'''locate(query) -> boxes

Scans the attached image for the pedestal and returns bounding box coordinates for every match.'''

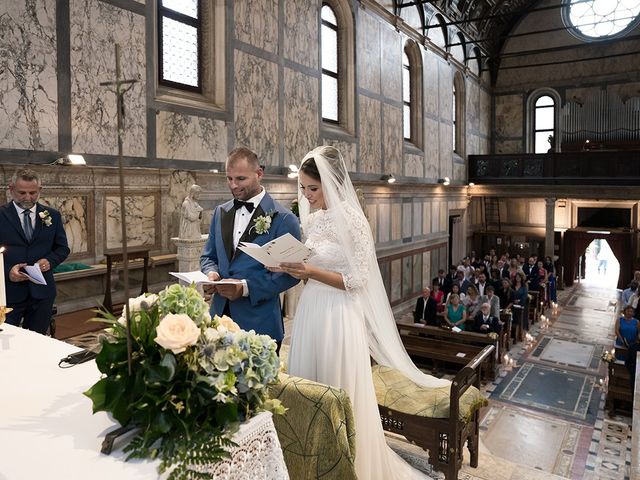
[171,235,209,292]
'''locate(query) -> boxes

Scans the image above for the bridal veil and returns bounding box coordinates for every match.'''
[298,146,450,389]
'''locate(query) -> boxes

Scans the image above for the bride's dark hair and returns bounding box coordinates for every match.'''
[300,146,345,184]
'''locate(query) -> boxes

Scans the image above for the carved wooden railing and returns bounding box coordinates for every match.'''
[469,150,640,185]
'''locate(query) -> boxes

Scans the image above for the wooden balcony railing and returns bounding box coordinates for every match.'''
[468,150,640,185]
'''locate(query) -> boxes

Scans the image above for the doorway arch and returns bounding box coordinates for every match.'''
[563,229,632,289]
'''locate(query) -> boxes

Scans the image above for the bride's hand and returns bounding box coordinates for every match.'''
[278,262,313,280]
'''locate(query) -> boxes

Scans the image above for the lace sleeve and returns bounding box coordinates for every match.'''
[340,205,374,293]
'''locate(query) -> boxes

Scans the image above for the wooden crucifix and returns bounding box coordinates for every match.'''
[100,44,138,375]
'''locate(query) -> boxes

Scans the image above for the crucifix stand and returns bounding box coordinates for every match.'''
[100,43,138,375]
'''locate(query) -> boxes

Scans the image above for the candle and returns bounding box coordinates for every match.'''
[0,247,6,307]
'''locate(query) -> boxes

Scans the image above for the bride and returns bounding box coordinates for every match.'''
[276,146,450,479]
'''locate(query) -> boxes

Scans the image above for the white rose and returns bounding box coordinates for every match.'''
[127,294,148,312]
[155,313,200,354]
[214,314,241,333]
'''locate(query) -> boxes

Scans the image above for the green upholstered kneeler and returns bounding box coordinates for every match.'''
[268,373,357,480]
[372,365,488,422]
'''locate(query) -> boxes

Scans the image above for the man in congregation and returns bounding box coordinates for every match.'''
[471,302,501,334]
[480,285,501,319]
[200,147,300,352]
[1,169,70,334]
[413,286,438,326]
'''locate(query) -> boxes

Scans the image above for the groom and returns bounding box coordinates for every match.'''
[200,147,300,349]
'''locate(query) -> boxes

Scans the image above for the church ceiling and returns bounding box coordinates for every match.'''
[394,0,540,75]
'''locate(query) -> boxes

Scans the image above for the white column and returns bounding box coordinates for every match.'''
[544,198,556,259]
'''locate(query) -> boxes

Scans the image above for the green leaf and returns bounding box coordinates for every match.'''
[159,353,177,380]
[84,378,108,411]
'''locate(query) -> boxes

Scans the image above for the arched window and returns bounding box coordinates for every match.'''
[321,4,339,122]
[527,89,560,153]
[402,40,423,148]
[320,1,355,133]
[402,50,411,140]
[453,72,465,155]
[533,95,555,154]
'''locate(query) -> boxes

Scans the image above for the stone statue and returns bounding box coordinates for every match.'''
[179,184,203,240]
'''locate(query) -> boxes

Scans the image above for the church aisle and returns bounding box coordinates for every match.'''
[457,281,630,480]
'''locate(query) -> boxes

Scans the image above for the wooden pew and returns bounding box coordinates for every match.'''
[396,323,499,381]
[375,345,494,480]
[606,346,633,414]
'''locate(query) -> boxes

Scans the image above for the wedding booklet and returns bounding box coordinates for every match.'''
[238,233,312,268]
[169,271,242,286]
[22,264,47,285]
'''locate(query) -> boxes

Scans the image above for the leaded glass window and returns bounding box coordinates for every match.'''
[321,4,339,122]
[565,0,640,39]
[452,83,457,151]
[534,95,555,154]
[403,50,411,141]
[158,0,201,92]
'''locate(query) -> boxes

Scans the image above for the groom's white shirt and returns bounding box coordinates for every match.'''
[231,187,266,297]
[233,187,266,247]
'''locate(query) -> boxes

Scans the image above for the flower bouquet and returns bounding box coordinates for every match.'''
[84,284,283,480]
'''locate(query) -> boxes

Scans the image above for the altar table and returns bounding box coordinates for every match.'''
[0,324,288,479]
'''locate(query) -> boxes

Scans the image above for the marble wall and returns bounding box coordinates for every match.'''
[70,0,146,157]
[156,112,227,163]
[0,0,58,151]
[39,195,91,257]
[234,51,280,166]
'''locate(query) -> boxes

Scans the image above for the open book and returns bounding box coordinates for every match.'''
[22,264,47,285]
[169,271,242,286]
[237,233,312,268]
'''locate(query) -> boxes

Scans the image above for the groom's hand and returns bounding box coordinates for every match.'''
[203,271,221,295]
[216,281,243,301]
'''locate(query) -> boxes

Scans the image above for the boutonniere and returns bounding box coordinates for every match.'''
[39,210,52,227]
[251,210,277,235]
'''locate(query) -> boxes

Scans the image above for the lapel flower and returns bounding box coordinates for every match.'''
[39,210,52,227]
[251,210,277,235]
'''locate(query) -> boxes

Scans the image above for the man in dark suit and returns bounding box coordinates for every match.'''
[201,147,300,351]
[471,302,501,334]
[432,269,451,295]
[413,287,438,326]
[2,169,70,334]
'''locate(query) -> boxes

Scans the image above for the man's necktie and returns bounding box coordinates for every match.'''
[233,199,255,213]
[23,210,33,242]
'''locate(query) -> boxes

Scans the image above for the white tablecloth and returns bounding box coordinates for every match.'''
[0,324,288,480]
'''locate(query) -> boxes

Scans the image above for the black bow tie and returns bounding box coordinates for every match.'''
[233,199,255,212]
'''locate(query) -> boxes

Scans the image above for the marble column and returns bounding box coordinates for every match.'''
[545,198,556,259]
[171,235,209,293]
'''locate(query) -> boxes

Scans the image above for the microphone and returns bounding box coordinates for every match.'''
[58,334,106,368]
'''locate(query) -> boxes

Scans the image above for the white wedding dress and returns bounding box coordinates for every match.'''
[288,208,429,479]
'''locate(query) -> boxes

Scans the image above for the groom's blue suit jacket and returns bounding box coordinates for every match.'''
[200,192,301,341]
[0,202,70,303]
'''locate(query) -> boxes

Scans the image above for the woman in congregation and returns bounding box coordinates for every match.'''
[444,293,467,330]
[445,282,465,306]
[431,281,445,313]
[615,305,640,361]
[464,285,481,318]
[279,146,450,479]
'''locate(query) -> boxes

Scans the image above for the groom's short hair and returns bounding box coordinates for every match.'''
[227,147,259,169]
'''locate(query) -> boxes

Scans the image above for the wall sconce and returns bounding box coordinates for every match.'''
[287,165,299,179]
[582,139,590,151]
[468,182,475,187]
[438,177,450,186]
[54,154,86,166]
[381,174,396,184]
